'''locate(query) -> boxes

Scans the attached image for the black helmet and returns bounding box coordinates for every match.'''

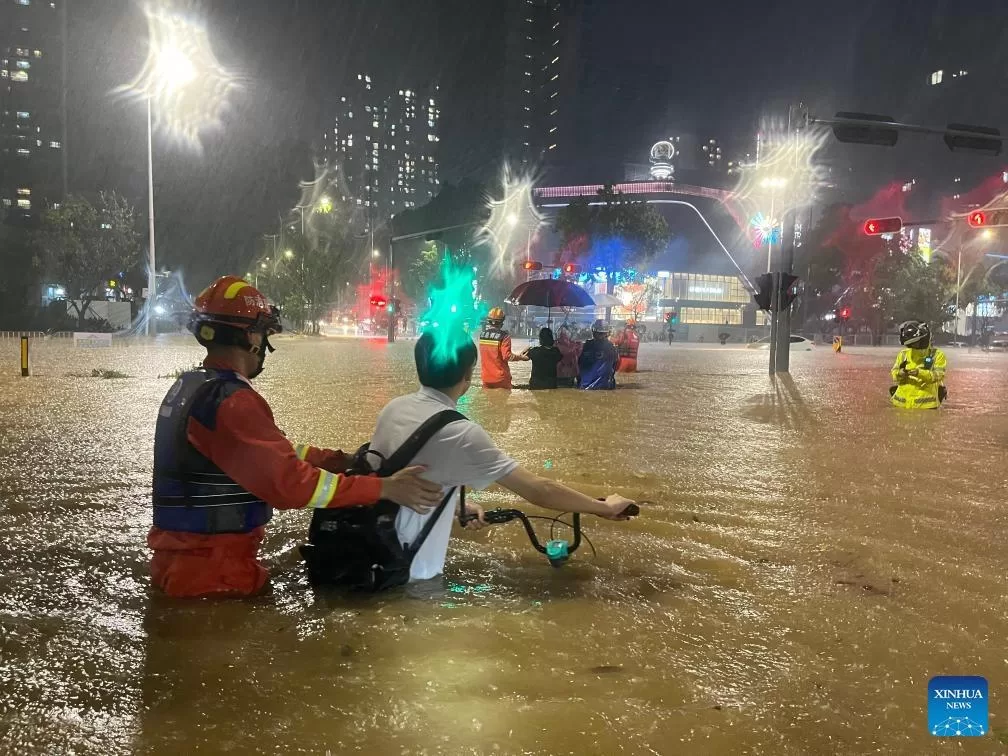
[899,320,931,348]
[591,318,610,335]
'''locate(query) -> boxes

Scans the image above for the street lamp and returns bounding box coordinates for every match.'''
[144,47,197,335]
[284,249,295,260]
[122,8,238,336]
[372,249,381,258]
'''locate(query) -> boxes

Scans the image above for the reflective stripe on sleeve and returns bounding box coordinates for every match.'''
[307,470,341,508]
[294,443,310,461]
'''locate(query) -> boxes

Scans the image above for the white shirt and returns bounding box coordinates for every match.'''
[368,386,518,581]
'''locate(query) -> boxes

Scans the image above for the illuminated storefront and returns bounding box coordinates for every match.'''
[655,271,755,325]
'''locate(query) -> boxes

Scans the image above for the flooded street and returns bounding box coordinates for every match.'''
[1,335,1006,754]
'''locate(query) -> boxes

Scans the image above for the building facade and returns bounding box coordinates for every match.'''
[0,0,65,224]
[320,73,440,222]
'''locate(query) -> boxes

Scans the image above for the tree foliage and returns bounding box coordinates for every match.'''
[255,204,361,333]
[554,185,671,273]
[32,192,142,329]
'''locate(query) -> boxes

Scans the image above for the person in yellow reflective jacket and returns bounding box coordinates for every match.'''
[889,321,947,409]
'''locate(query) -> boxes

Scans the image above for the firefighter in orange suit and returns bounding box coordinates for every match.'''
[148,276,443,598]
[478,306,526,389]
[613,319,641,373]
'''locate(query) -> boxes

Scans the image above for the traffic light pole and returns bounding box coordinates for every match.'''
[775,213,798,373]
[768,271,780,375]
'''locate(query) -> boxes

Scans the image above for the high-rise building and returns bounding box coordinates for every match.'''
[0,0,66,224]
[700,138,723,172]
[320,73,439,221]
[502,0,581,172]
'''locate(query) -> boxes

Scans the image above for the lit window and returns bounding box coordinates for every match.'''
[549,126,557,133]
[551,56,559,65]
[18,0,30,6]
[33,50,42,58]
[548,144,557,150]
[348,111,353,118]
[50,140,61,149]
[1,199,10,207]
[372,120,379,128]
[17,199,31,208]
[16,60,30,69]
[17,111,29,119]
[357,74,362,80]
[12,70,28,82]
[930,70,943,85]
[551,74,558,81]
[16,187,30,196]
[0,71,7,79]
[16,148,29,155]
[365,75,371,83]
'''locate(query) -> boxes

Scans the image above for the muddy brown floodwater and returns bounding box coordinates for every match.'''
[0,335,1006,755]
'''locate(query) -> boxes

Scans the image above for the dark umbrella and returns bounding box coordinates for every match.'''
[507,279,596,327]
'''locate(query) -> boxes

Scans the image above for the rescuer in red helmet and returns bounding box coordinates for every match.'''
[148,276,442,598]
[478,306,527,389]
[612,318,641,373]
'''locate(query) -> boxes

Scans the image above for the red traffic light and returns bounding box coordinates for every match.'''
[839,306,851,320]
[968,211,986,227]
[369,295,387,308]
[562,263,581,275]
[522,260,543,271]
[863,217,902,235]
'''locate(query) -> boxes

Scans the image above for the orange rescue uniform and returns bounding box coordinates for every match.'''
[148,356,382,598]
[478,325,517,389]
[613,327,640,373]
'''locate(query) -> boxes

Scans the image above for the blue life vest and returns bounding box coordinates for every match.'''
[578,338,618,390]
[152,368,273,534]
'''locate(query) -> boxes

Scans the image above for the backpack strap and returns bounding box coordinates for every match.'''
[404,486,457,561]
[378,408,467,563]
[379,409,466,475]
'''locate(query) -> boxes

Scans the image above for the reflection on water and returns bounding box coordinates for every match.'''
[1,337,1007,753]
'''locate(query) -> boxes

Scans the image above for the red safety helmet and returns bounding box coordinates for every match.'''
[188,276,282,347]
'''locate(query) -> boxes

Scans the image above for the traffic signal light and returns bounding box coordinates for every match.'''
[668,310,678,324]
[369,295,387,308]
[522,260,543,271]
[754,273,773,311]
[753,273,801,312]
[863,217,902,235]
[779,274,799,310]
[838,306,851,321]
[562,263,580,275]
[966,208,1008,228]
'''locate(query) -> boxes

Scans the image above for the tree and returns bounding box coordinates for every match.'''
[958,258,1008,344]
[32,192,142,330]
[0,223,43,329]
[554,185,671,317]
[257,203,361,334]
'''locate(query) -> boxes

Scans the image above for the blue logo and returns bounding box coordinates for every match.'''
[929,676,988,737]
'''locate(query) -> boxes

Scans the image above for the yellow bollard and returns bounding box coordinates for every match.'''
[20,335,29,377]
[832,335,842,353]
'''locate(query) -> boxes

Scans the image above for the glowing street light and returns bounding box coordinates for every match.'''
[118,7,239,336]
[372,249,381,258]
[982,228,995,240]
[284,249,295,259]
[506,212,519,226]
[316,194,333,214]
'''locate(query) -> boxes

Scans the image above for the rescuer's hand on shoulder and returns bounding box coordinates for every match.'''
[379,465,443,513]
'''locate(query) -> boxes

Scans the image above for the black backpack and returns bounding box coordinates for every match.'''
[299,409,465,592]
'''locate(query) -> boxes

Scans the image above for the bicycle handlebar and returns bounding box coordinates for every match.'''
[459,503,639,567]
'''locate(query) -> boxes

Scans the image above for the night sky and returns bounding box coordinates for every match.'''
[64,0,1005,282]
